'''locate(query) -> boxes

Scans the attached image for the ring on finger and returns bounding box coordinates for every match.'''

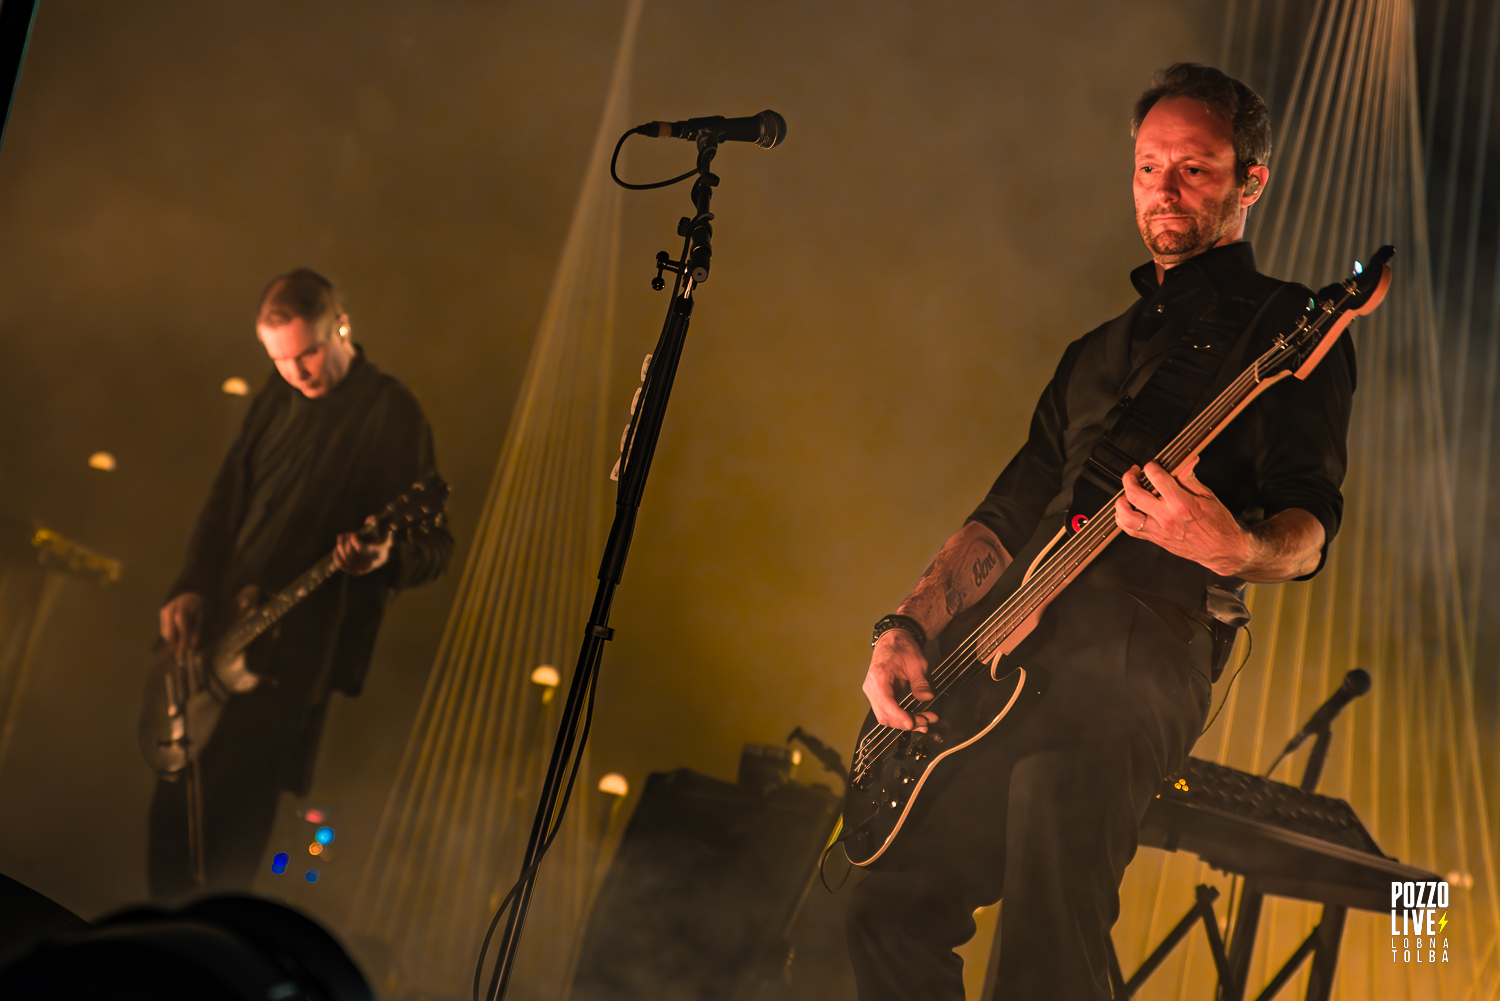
[1138,513,1147,532]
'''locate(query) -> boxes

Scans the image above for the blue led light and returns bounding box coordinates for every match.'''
[306,869,320,883]
[1354,260,1363,274]
[315,826,335,845]
[271,853,288,875]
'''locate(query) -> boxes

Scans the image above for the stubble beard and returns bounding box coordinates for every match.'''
[1138,185,1244,262]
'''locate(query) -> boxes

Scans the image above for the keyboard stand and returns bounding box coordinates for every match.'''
[1103,879,1344,1001]
[1219,877,1346,1001]
[1105,884,1232,998]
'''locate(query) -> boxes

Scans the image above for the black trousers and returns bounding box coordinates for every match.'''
[147,678,314,903]
[846,585,1213,1001]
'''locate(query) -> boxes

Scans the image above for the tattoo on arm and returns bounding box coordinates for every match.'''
[966,537,1003,587]
[948,538,1003,615]
[901,527,1008,632]
[972,551,997,586]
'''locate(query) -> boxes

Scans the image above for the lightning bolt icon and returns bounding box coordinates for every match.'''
[1439,911,1448,933]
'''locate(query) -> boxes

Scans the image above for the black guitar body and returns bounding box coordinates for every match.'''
[846,510,1080,870]
[842,660,1049,866]
[840,525,1066,867]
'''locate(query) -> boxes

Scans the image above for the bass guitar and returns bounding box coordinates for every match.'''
[138,473,449,777]
[841,248,1393,867]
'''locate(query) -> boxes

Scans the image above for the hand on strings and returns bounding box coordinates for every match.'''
[334,516,394,576]
[862,628,938,732]
[1115,456,1253,576]
[159,592,205,664]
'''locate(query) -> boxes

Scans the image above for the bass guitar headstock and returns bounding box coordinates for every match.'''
[1315,244,1394,316]
[1278,245,1395,381]
[362,472,450,541]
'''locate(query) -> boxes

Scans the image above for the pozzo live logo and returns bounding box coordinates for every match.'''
[1390,881,1450,964]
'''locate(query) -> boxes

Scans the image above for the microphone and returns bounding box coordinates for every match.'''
[636,110,787,149]
[1280,668,1372,756]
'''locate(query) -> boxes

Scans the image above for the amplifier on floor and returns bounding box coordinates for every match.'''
[570,745,840,1001]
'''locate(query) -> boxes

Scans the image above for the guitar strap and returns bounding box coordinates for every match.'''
[1065,283,1304,535]
[1063,283,1304,681]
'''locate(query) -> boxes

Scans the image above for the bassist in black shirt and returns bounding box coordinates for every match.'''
[848,64,1354,1001]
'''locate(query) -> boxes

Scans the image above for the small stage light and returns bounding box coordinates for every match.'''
[532,665,561,704]
[1445,870,1474,890]
[309,843,323,856]
[222,376,250,396]
[303,808,326,824]
[597,773,629,797]
[271,853,289,874]
[306,870,319,883]
[315,826,335,845]
[87,452,116,471]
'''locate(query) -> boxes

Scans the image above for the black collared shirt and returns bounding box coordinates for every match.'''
[170,346,453,700]
[969,242,1356,601]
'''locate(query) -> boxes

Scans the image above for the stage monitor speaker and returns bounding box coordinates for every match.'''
[570,764,840,1001]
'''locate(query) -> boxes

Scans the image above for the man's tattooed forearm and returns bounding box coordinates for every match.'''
[945,587,965,615]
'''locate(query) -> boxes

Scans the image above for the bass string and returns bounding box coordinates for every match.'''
[853,328,1324,771]
[856,374,1263,771]
[225,554,341,653]
[855,360,1274,769]
[855,283,1370,770]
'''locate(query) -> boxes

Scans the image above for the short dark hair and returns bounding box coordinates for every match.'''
[257,267,344,328]
[1132,63,1271,182]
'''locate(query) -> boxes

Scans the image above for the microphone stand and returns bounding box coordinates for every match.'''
[483,133,722,1001]
[1299,726,1333,794]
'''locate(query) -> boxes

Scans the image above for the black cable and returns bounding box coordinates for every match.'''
[610,127,700,190]
[1200,625,1253,737]
[816,836,854,894]
[471,649,604,1001]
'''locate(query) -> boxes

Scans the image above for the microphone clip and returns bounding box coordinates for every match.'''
[651,250,684,292]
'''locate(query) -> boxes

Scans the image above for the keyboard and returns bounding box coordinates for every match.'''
[1139,756,1438,912]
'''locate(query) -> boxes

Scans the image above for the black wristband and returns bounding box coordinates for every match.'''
[872,613,927,649]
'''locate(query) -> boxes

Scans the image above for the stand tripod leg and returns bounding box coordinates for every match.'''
[1121,884,1220,996]
[1222,878,1264,1001]
[1196,883,1234,988]
[1303,906,1345,1001]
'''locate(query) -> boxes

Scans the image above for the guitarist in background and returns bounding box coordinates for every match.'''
[847,65,1354,1000]
[150,268,452,901]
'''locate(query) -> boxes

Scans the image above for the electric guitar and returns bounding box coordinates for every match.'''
[138,473,449,776]
[841,248,1394,867]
